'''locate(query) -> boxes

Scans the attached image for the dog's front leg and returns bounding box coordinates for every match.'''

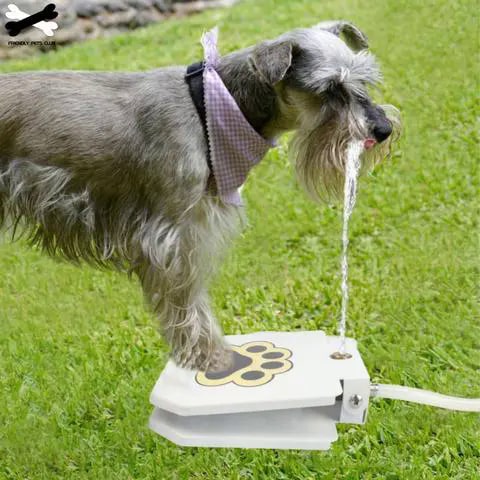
[137,263,231,371]
[133,210,237,371]
[164,289,230,371]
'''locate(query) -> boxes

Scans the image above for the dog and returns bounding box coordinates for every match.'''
[0,21,400,371]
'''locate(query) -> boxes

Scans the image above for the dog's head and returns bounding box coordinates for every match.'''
[248,21,401,201]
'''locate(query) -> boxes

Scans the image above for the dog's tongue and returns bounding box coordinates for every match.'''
[364,138,376,150]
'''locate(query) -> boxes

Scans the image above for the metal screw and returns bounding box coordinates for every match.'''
[330,351,353,360]
[349,394,363,408]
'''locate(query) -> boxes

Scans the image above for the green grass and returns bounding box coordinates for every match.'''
[1,0,479,478]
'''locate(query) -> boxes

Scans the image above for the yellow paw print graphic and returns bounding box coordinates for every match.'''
[196,341,293,387]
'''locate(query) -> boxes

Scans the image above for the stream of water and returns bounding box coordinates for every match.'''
[338,141,363,355]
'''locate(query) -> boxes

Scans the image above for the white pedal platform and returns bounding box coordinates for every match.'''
[149,330,370,450]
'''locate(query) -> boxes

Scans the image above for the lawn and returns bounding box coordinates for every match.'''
[0,0,479,478]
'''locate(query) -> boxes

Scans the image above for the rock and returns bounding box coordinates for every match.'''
[96,8,136,28]
[74,0,104,17]
[152,0,172,12]
[125,0,154,10]
[53,19,86,43]
[102,0,130,12]
[77,17,102,37]
[134,8,163,26]
[173,0,238,16]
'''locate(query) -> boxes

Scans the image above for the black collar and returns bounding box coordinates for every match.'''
[185,61,213,176]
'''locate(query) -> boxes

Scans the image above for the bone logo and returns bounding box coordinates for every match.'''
[5,3,58,37]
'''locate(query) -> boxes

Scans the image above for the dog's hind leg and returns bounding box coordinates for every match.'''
[0,160,96,259]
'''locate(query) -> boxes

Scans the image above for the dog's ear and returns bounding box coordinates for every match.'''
[316,21,369,51]
[249,40,293,85]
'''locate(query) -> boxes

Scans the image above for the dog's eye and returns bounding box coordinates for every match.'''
[356,94,369,106]
[325,82,350,105]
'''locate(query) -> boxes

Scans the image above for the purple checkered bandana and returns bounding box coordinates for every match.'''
[201,28,276,206]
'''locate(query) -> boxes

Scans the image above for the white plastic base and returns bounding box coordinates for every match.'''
[149,331,370,450]
[150,405,339,450]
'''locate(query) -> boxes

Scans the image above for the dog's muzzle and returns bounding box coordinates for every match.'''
[362,101,393,145]
[363,114,392,150]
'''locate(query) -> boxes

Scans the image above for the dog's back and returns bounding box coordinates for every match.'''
[0,68,208,264]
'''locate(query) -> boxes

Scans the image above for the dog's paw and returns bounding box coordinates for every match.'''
[203,345,234,373]
[171,337,232,372]
[196,341,293,387]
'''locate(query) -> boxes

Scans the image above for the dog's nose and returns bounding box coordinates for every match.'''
[373,121,392,143]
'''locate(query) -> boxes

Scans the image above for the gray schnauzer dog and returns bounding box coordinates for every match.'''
[0,21,399,371]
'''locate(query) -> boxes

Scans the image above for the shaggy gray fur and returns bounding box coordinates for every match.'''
[0,21,400,370]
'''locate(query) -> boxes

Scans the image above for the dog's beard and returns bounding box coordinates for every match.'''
[290,104,401,202]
